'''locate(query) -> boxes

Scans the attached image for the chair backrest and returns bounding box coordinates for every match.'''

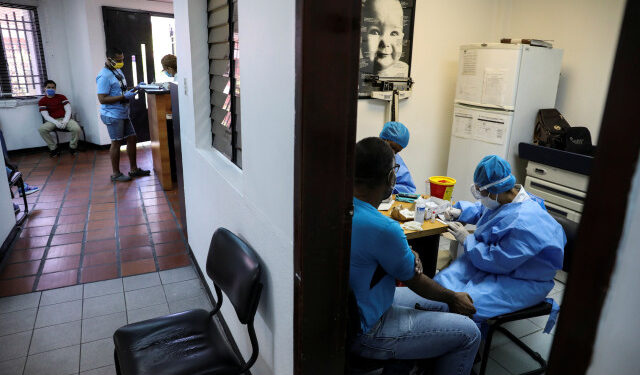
[206,228,262,324]
[552,214,578,271]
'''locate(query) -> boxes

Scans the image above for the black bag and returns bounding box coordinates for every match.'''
[533,109,571,150]
[566,127,595,155]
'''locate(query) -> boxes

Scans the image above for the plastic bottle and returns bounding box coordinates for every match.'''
[415,202,426,223]
[430,210,436,223]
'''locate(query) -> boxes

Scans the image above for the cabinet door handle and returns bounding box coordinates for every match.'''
[534,168,546,175]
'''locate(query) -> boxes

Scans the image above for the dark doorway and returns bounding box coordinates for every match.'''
[102,7,159,142]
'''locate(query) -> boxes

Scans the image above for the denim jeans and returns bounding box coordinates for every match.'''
[351,288,481,375]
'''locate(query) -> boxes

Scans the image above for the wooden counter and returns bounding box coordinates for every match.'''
[147,92,173,190]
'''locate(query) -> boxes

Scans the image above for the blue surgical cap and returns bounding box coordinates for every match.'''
[473,155,516,194]
[379,121,410,149]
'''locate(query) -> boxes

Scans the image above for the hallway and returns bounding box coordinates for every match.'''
[1,146,190,297]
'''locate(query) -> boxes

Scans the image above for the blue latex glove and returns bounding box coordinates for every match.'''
[123,89,137,99]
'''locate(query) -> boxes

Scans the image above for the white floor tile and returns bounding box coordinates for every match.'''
[83,293,125,319]
[127,303,170,324]
[501,319,541,338]
[490,341,541,374]
[473,357,512,375]
[123,273,161,292]
[29,320,81,355]
[83,279,123,299]
[81,312,126,343]
[0,292,40,314]
[163,279,204,302]
[168,292,213,314]
[24,345,80,375]
[124,285,166,310]
[80,364,117,375]
[0,331,32,362]
[520,330,555,360]
[35,300,82,328]
[80,338,114,372]
[158,266,197,285]
[40,285,83,306]
[0,356,26,375]
[0,308,37,335]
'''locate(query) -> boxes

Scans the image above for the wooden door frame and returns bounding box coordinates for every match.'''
[548,0,638,373]
[293,0,362,373]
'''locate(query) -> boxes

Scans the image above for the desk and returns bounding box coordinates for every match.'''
[380,196,448,277]
[146,91,173,190]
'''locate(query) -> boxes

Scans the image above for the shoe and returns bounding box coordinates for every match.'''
[19,183,39,197]
[13,203,20,215]
[49,148,60,157]
[128,168,151,178]
[111,173,132,182]
[69,148,77,156]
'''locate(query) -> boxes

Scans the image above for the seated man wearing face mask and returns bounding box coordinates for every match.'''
[38,80,83,157]
[379,121,416,194]
[434,155,565,324]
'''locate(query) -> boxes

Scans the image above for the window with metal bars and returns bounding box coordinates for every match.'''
[0,4,47,98]
[208,0,241,168]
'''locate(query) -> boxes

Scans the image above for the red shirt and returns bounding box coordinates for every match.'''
[38,94,69,119]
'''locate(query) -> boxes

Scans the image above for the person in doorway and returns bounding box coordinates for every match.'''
[37,80,83,157]
[349,137,480,375]
[361,0,409,77]
[160,54,177,79]
[435,155,565,324]
[96,47,150,182]
[379,121,416,194]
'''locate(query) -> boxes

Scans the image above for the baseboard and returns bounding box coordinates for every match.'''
[187,246,252,374]
[7,141,109,156]
[0,223,22,269]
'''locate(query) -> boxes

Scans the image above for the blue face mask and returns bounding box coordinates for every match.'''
[45,88,55,96]
[163,71,173,78]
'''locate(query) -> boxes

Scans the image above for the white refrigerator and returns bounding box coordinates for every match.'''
[446,43,563,203]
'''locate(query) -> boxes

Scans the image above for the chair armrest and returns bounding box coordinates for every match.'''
[489,301,552,325]
[9,170,22,186]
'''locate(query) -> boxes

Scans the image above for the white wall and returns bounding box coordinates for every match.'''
[0,0,173,150]
[174,0,294,374]
[0,152,16,244]
[587,152,640,375]
[356,0,625,193]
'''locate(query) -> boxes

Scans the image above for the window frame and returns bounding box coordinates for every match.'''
[0,3,48,99]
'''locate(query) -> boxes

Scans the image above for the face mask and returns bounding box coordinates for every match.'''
[480,194,500,210]
[113,62,124,69]
[45,89,55,96]
[163,70,173,78]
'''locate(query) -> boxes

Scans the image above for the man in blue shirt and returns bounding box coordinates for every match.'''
[349,137,480,374]
[379,121,416,194]
[96,47,150,182]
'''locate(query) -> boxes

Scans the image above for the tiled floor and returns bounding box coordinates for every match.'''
[0,265,211,375]
[1,146,190,297]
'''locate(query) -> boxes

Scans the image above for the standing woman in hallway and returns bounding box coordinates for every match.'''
[96,47,150,182]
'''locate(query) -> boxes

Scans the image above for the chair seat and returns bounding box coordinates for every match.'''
[114,309,243,375]
[488,301,552,325]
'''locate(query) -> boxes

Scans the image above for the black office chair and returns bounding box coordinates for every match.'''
[477,217,577,375]
[1,129,28,220]
[44,114,86,150]
[113,228,263,375]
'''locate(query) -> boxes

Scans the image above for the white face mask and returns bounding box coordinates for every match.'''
[480,194,500,210]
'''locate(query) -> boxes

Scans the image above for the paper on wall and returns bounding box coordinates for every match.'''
[481,68,507,106]
[452,114,473,139]
[473,117,507,145]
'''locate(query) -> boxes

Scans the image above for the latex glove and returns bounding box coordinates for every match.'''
[411,249,423,275]
[447,221,470,244]
[61,119,69,127]
[444,207,462,221]
[123,89,137,99]
[54,120,65,129]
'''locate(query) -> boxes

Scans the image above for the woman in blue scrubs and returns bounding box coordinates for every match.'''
[379,121,416,194]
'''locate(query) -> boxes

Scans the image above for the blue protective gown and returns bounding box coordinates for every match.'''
[434,195,565,322]
[393,154,416,194]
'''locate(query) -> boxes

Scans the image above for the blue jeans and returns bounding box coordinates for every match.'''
[101,114,136,141]
[351,288,480,375]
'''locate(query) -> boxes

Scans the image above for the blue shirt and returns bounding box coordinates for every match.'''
[393,154,416,194]
[350,197,415,333]
[96,67,129,119]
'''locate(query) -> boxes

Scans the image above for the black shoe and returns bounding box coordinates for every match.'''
[129,168,151,178]
[49,149,60,157]
[69,148,77,156]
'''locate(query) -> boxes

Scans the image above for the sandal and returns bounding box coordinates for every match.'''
[129,168,151,178]
[111,173,132,182]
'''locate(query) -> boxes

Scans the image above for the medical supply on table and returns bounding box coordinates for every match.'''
[401,221,423,231]
[397,192,420,200]
[436,218,448,226]
[391,206,414,222]
[377,200,395,211]
[428,176,457,201]
[395,196,417,203]
[415,202,426,223]
[430,210,436,223]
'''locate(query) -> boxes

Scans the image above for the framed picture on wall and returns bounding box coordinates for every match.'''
[358,0,416,98]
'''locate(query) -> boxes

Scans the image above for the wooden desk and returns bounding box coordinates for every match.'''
[380,196,449,277]
[146,92,173,190]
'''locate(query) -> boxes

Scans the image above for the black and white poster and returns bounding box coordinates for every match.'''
[358,0,416,98]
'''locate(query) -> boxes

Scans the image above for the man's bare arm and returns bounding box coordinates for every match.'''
[403,271,476,317]
[97,93,125,104]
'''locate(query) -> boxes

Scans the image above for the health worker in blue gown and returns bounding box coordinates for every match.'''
[379,121,416,194]
[434,155,566,324]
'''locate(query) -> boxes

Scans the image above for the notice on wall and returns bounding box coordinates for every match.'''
[473,117,507,145]
[452,114,473,139]
[481,68,507,106]
[462,49,477,75]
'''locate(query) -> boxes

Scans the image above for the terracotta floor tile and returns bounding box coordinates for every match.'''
[0,260,41,279]
[149,220,180,233]
[158,254,191,270]
[87,219,116,231]
[146,212,174,223]
[26,216,57,228]
[85,238,117,253]
[0,277,36,297]
[50,232,84,246]
[33,201,63,210]
[121,258,156,277]
[80,264,119,283]
[29,208,59,218]
[42,255,81,273]
[152,230,182,244]
[120,246,154,262]
[86,228,115,241]
[118,209,145,219]
[47,243,83,258]
[143,198,166,207]
[13,235,49,249]
[60,206,89,216]
[37,195,64,203]
[120,234,151,249]
[119,215,146,226]
[145,205,171,214]
[117,200,143,209]
[92,196,116,204]
[154,241,187,257]
[62,199,89,208]
[118,194,141,202]
[89,211,115,222]
[54,223,86,234]
[36,269,78,291]
[118,224,148,237]
[19,225,53,238]
[82,251,116,267]
[140,185,162,192]
[90,203,116,212]
[57,213,87,225]
[8,248,45,263]
[141,191,164,199]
